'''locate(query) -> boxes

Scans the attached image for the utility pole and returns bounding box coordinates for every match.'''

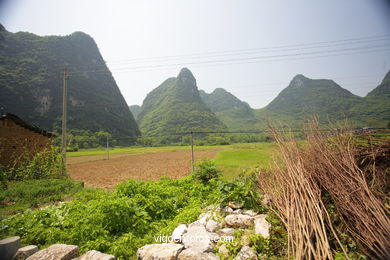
[190,131,194,172]
[61,68,68,175]
[106,135,110,160]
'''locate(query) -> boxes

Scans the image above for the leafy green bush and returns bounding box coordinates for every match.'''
[218,172,264,211]
[192,158,222,184]
[0,174,263,259]
[0,178,84,216]
[5,147,64,181]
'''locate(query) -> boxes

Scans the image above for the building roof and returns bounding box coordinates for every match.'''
[0,113,54,137]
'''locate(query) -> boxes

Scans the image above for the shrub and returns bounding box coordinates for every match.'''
[192,158,221,184]
[5,147,64,181]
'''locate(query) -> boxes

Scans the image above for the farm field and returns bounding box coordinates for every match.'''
[67,142,276,189]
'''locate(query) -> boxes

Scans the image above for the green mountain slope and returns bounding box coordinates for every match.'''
[199,88,262,131]
[348,71,390,127]
[129,105,141,120]
[0,25,140,138]
[256,74,364,127]
[137,68,227,135]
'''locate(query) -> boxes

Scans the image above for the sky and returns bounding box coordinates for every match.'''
[0,0,389,108]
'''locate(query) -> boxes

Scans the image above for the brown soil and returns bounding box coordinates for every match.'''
[67,150,218,190]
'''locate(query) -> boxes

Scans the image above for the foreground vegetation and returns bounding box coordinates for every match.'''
[1,129,388,259]
[0,160,267,259]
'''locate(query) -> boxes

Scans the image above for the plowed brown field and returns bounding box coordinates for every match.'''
[67,150,218,189]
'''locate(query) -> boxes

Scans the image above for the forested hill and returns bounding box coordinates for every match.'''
[347,70,390,127]
[255,74,364,127]
[199,88,262,131]
[0,25,140,138]
[137,68,227,136]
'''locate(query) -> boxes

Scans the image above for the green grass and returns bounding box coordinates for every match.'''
[67,145,224,157]
[215,142,276,179]
[0,178,84,217]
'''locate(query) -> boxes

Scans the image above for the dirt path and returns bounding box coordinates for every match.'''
[67,150,218,189]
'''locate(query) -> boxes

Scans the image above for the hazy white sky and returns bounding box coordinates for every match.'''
[1,0,389,108]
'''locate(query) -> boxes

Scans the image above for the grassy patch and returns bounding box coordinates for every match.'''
[67,145,225,157]
[215,143,276,179]
[0,178,84,217]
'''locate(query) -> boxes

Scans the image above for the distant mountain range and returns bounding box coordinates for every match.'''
[256,72,390,128]
[0,25,140,138]
[131,69,390,133]
[1,25,387,139]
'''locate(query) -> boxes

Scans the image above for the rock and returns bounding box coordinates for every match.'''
[228,201,243,209]
[233,209,243,214]
[205,219,218,232]
[208,233,220,242]
[190,211,216,227]
[222,206,234,214]
[182,225,213,253]
[242,210,258,217]
[178,249,219,260]
[172,224,187,243]
[137,243,184,260]
[0,236,21,260]
[12,245,39,260]
[218,228,235,237]
[26,244,79,260]
[235,246,258,260]
[74,250,115,260]
[254,215,271,238]
[218,244,229,256]
[225,214,254,228]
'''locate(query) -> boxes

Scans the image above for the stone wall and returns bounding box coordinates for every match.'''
[0,118,52,167]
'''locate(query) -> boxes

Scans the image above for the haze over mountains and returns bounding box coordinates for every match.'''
[0,25,140,138]
[0,26,388,139]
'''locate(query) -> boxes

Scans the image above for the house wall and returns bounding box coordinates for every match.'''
[0,118,52,167]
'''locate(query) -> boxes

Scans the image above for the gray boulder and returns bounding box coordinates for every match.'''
[205,219,218,233]
[12,245,39,260]
[172,224,187,243]
[74,250,115,260]
[218,244,229,257]
[225,214,254,228]
[182,225,213,253]
[218,228,235,237]
[222,206,234,214]
[137,243,184,260]
[254,215,271,238]
[228,201,243,209]
[178,249,219,260]
[242,210,258,217]
[235,246,258,260]
[26,244,79,260]
[0,236,21,260]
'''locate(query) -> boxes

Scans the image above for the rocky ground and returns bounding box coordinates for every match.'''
[137,201,271,260]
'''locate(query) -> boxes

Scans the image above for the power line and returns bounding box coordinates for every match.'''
[105,34,390,65]
[67,44,390,75]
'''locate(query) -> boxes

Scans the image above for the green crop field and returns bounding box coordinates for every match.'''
[215,143,276,179]
[67,145,225,157]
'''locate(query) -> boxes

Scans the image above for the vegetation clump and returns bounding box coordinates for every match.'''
[0,164,262,259]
